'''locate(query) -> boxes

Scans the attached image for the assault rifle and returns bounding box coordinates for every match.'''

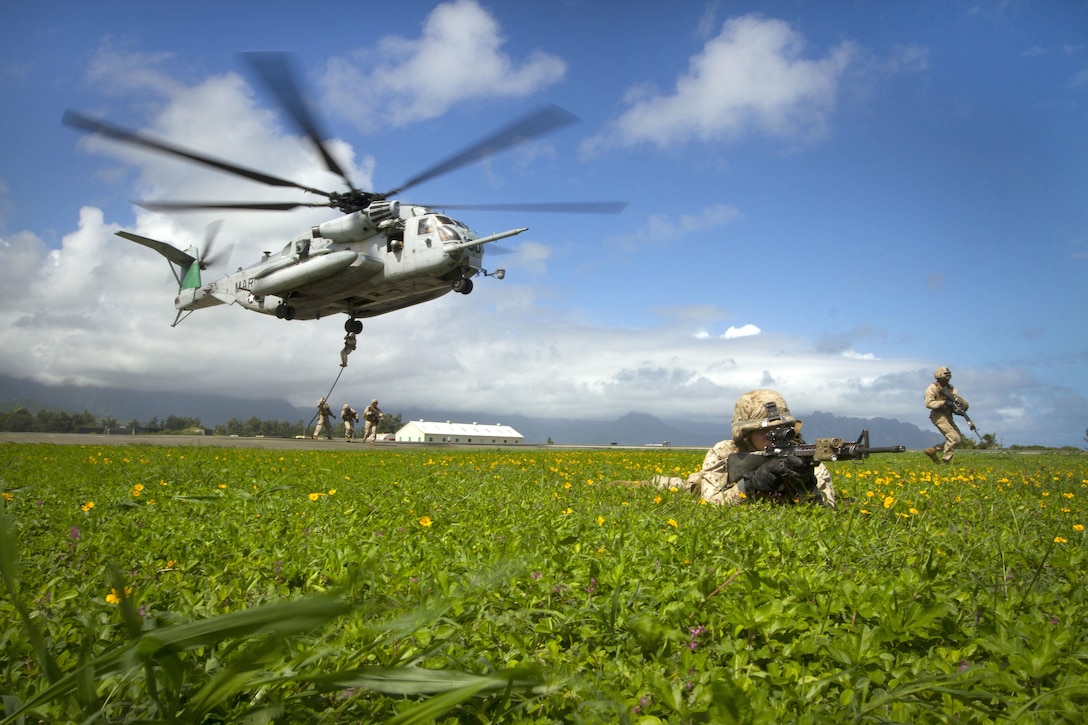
[726,428,906,493]
[939,387,982,441]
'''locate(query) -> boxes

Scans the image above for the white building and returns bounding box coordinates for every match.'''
[395,420,524,445]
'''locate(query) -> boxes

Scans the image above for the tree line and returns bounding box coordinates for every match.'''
[0,406,402,439]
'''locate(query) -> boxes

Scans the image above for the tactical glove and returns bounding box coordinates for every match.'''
[742,456,807,494]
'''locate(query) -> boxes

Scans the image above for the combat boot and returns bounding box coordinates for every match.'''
[924,447,939,464]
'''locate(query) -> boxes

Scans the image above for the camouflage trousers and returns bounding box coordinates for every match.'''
[931,413,963,462]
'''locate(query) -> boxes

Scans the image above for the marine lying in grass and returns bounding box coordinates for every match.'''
[618,390,906,507]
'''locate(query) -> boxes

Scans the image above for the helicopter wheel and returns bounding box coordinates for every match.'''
[345,319,363,334]
[452,277,474,295]
[276,303,296,320]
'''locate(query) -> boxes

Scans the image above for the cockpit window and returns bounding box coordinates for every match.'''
[436,215,467,229]
[437,225,461,242]
[417,217,434,235]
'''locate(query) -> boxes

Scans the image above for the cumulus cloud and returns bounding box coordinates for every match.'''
[321,0,566,129]
[584,14,856,153]
[723,323,761,339]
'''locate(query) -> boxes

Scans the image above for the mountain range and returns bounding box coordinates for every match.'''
[0,373,941,449]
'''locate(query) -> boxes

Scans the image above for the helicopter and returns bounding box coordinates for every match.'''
[63,53,625,334]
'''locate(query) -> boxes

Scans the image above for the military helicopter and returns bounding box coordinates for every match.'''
[64,53,624,333]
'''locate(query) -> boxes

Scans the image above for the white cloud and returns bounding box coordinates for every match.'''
[841,349,876,360]
[584,14,856,153]
[321,0,566,129]
[723,323,761,339]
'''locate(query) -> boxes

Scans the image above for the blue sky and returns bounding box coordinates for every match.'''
[1,0,1086,446]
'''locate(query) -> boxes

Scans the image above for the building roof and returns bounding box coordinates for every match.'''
[398,421,522,438]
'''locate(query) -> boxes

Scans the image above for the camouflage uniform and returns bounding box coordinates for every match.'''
[651,389,835,507]
[362,399,382,443]
[340,332,357,367]
[313,398,335,440]
[341,404,358,442]
[924,367,968,464]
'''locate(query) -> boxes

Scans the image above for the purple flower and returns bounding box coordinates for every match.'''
[69,526,80,540]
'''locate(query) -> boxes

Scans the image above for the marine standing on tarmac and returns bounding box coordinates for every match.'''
[924,367,969,464]
[649,389,835,507]
[362,399,383,443]
[313,397,335,440]
[341,404,358,442]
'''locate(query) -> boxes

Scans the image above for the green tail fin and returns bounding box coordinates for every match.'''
[180,261,202,290]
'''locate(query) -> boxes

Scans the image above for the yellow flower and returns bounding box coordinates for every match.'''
[883,496,896,509]
[419,515,433,527]
[562,507,573,515]
[909,507,920,515]
[1075,524,1085,532]
[667,518,678,528]
[1054,536,1068,544]
[597,515,605,526]
[105,586,132,605]
[653,496,662,504]
[81,501,95,512]
[327,489,336,495]
[133,483,145,492]
[2,492,13,501]
[308,492,323,501]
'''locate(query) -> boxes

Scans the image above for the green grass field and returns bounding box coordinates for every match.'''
[2,443,1086,723]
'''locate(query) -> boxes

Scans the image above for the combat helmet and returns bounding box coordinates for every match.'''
[934,367,951,381]
[731,389,803,445]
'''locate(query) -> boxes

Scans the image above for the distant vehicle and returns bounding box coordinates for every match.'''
[380,434,396,442]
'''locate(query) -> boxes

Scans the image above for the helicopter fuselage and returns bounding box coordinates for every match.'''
[169,202,524,324]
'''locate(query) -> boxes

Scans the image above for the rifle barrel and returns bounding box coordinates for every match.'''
[866,445,907,454]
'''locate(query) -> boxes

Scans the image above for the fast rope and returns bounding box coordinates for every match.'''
[304,364,346,436]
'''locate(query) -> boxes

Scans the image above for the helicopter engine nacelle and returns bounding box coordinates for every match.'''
[315,201,400,242]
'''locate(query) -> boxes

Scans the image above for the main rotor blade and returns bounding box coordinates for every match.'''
[382,105,580,199]
[244,52,356,190]
[423,201,628,214]
[63,110,335,199]
[135,200,332,212]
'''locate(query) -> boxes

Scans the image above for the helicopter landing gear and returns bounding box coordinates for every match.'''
[452,276,474,295]
[344,318,363,334]
[275,303,296,320]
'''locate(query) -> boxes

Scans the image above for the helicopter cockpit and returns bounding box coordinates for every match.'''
[416,214,474,243]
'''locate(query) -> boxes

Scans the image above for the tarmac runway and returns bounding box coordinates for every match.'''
[0,432,419,450]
